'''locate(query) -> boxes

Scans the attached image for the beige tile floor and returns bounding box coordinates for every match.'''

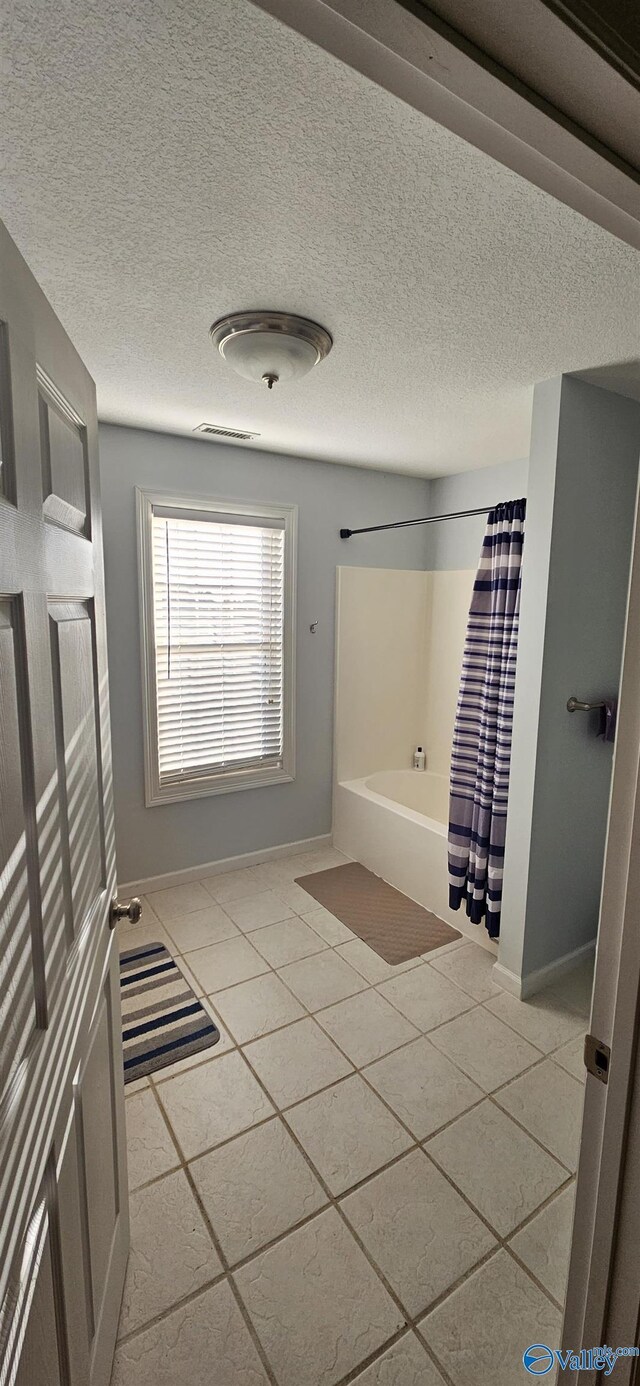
[112,848,591,1386]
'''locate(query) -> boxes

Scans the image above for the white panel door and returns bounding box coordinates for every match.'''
[0,219,128,1386]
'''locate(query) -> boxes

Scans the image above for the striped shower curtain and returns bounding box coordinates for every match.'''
[447,499,526,938]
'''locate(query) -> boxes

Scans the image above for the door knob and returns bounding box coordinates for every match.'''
[109,895,143,929]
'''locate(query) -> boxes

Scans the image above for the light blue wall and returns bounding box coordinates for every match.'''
[99,425,432,883]
[501,377,640,983]
[427,457,529,569]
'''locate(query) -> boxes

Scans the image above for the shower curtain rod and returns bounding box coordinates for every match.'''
[339,504,493,539]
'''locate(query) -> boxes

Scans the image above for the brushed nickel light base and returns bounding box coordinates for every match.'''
[210,311,332,388]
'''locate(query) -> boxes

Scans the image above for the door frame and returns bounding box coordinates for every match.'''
[563,465,640,1378]
[248,0,640,251]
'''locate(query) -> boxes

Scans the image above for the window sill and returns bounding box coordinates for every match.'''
[145,764,295,807]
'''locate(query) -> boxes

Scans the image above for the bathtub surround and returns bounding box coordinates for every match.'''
[99,425,431,884]
[334,569,495,948]
[334,566,475,786]
[448,500,526,938]
[500,378,640,997]
[423,570,476,776]
[333,567,431,783]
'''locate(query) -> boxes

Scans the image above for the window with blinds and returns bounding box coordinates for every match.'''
[138,492,296,805]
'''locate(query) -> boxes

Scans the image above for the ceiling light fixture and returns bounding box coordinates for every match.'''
[210,311,332,389]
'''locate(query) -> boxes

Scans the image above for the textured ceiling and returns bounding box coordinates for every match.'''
[1,0,639,476]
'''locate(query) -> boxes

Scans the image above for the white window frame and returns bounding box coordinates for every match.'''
[136,487,297,807]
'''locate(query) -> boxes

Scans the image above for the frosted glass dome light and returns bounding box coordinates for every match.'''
[210,311,332,389]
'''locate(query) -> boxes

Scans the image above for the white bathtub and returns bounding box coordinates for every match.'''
[364,768,449,822]
[333,768,496,950]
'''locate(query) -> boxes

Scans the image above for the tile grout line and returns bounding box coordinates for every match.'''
[158,897,486,1073]
[218,1048,464,1386]
[136,982,577,1268]
[115,1265,230,1347]
[124,1122,561,1348]
[128,1076,281,1385]
[168,913,584,1179]
[128,1086,507,1386]
[196,961,535,1114]
[139,1017,479,1382]
[144,859,590,1030]
[506,1243,568,1314]
[331,1325,444,1386]
[129,888,585,1203]
[148,876,587,1062]
[181,1169,281,1386]
[203,950,492,1164]
[120,856,586,1379]
[206,1024,566,1330]
[484,1090,578,1175]
[120,1142,561,1386]
[237,936,585,1178]
[425,1133,575,1244]
[479,998,588,1062]
[132,867,584,1216]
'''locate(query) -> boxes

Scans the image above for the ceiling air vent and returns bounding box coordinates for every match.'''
[193,422,260,442]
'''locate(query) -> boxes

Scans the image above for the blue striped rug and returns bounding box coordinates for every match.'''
[119,942,220,1084]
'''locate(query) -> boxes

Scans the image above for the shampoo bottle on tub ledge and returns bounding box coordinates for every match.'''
[413,746,426,771]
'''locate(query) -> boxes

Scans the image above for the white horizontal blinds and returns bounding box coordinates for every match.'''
[151,508,285,783]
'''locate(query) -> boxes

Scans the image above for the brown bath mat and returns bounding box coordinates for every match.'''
[295,862,460,964]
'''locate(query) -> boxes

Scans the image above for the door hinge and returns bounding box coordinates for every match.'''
[584,1034,610,1085]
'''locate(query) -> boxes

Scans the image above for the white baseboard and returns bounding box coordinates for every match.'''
[492,962,523,998]
[119,833,333,897]
[493,938,597,1000]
